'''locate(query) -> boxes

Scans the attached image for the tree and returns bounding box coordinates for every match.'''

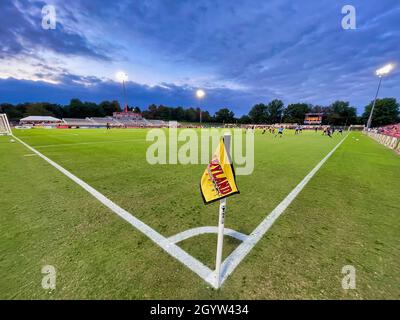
[267,99,284,124]
[200,110,212,122]
[184,107,198,122]
[24,103,53,117]
[142,104,158,119]
[362,98,399,127]
[215,108,235,123]
[99,100,121,116]
[326,101,357,126]
[0,103,24,120]
[283,103,311,123]
[239,115,251,124]
[43,103,65,119]
[171,107,185,121]
[248,103,267,124]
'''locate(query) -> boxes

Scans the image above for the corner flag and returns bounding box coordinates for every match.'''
[200,134,239,288]
[200,137,239,204]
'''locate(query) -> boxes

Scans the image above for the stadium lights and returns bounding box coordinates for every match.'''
[116,71,128,83]
[196,89,205,124]
[376,63,394,77]
[196,89,205,99]
[367,63,395,129]
[116,71,128,111]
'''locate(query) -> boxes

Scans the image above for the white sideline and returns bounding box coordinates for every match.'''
[12,135,217,288]
[13,133,348,289]
[216,134,349,286]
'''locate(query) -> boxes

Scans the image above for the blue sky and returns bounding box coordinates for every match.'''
[0,0,399,115]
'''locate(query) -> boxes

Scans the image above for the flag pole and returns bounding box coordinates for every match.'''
[215,133,231,288]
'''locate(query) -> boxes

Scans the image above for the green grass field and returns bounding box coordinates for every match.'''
[0,128,399,299]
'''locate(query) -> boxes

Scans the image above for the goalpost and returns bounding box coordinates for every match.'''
[0,114,12,135]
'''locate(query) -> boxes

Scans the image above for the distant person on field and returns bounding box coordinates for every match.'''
[275,126,284,138]
[106,122,111,130]
[327,127,332,138]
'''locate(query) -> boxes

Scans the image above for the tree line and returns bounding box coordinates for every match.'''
[0,97,398,127]
[0,99,121,121]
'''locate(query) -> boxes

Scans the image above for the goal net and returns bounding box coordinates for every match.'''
[0,114,12,135]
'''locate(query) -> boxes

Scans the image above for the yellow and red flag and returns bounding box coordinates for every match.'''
[200,138,239,204]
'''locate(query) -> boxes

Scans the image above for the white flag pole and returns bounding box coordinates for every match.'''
[215,133,231,288]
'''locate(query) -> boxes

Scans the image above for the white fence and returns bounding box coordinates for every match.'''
[364,131,400,154]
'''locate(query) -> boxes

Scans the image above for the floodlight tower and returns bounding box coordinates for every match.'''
[196,89,205,124]
[366,64,394,129]
[116,71,128,112]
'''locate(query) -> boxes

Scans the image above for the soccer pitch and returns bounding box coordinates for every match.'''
[0,128,399,299]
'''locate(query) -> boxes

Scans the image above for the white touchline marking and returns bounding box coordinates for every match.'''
[12,135,217,288]
[168,226,248,244]
[12,133,349,289]
[214,134,350,287]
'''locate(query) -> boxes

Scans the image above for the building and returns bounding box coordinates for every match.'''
[19,116,62,126]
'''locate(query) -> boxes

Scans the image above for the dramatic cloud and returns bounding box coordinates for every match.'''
[0,0,110,60]
[0,76,258,115]
[0,0,399,114]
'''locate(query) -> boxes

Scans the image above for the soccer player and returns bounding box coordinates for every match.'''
[326,127,332,138]
[338,128,343,135]
[106,122,111,130]
[275,126,284,138]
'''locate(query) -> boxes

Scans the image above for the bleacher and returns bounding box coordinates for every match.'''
[146,119,167,127]
[90,117,121,126]
[63,118,97,127]
[90,117,112,124]
[379,123,400,138]
[114,118,148,127]
[62,116,171,128]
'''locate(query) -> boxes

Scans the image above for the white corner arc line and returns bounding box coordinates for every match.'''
[217,134,350,287]
[12,135,217,288]
[168,226,248,244]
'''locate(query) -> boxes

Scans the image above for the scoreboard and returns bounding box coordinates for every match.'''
[304,113,323,125]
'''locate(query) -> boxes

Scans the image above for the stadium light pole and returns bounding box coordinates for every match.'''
[116,71,128,111]
[196,89,205,124]
[366,64,394,129]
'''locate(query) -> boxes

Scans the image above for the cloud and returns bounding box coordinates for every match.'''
[0,0,110,60]
[0,75,259,115]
